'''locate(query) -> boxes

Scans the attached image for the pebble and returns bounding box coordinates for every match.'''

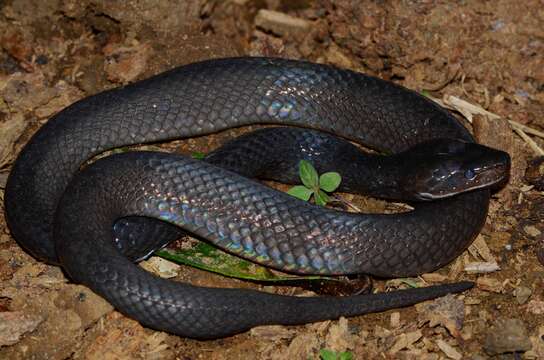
[512,286,532,304]
[484,318,532,355]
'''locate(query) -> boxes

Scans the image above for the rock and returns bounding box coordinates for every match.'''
[0,171,8,189]
[526,325,544,359]
[512,286,532,304]
[0,112,26,167]
[484,318,532,355]
[53,285,113,329]
[33,81,83,119]
[82,314,172,360]
[103,41,153,83]
[0,311,44,346]
[324,43,356,69]
[255,9,311,40]
[91,0,203,33]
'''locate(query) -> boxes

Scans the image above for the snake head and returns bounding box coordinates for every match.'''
[399,139,511,201]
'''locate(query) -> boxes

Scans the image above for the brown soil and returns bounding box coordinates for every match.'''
[0,1,543,359]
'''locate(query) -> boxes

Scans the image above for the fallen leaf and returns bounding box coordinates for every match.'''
[416,294,466,338]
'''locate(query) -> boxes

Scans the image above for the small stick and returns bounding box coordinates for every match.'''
[509,120,544,139]
[512,126,544,156]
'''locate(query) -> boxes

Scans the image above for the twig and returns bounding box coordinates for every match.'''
[512,126,544,156]
[509,120,544,139]
[431,94,544,156]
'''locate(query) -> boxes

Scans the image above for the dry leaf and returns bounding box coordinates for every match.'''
[416,294,466,338]
[388,330,422,354]
[325,317,355,352]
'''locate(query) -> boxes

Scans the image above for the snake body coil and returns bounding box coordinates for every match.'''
[5,58,503,338]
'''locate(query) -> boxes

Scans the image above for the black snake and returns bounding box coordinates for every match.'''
[4,57,510,338]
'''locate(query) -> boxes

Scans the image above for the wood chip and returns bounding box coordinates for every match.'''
[468,235,497,263]
[388,330,422,354]
[140,257,180,278]
[420,273,448,282]
[250,325,295,340]
[436,339,462,360]
[464,261,501,274]
[390,312,400,328]
[255,9,311,39]
[476,277,504,293]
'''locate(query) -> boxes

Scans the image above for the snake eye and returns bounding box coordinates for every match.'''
[464,169,476,180]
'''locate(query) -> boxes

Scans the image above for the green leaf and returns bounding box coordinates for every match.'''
[319,349,353,360]
[319,172,341,192]
[299,160,319,189]
[339,352,353,360]
[319,349,337,360]
[398,278,420,288]
[314,189,330,206]
[191,151,206,159]
[421,89,431,97]
[287,185,314,201]
[156,243,335,282]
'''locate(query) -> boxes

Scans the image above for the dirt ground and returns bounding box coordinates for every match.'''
[0,0,543,359]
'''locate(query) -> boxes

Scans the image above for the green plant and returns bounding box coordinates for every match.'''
[287,160,341,206]
[191,151,206,159]
[319,349,353,360]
